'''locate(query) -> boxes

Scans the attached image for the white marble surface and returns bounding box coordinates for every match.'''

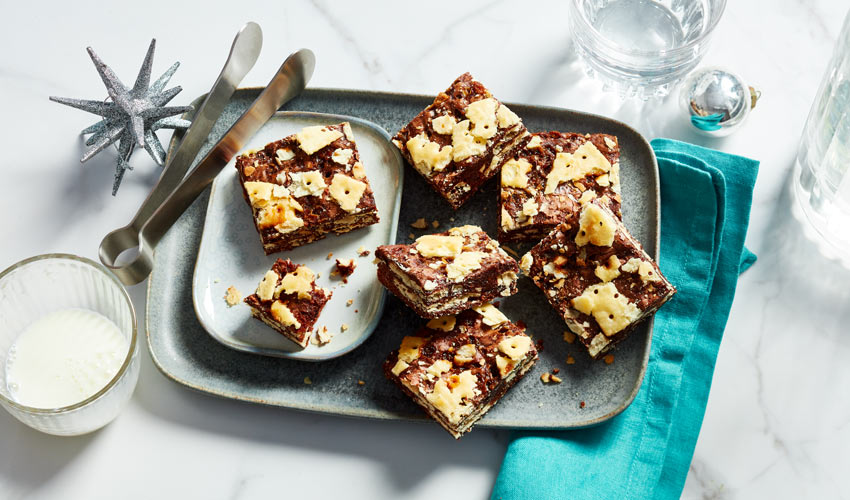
[1,1,848,498]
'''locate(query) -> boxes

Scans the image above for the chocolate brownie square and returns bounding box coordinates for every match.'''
[384,304,538,438]
[499,131,622,242]
[392,73,529,209]
[236,122,379,254]
[520,202,675,359]
[375,225,518,318]
[244,259,332,348]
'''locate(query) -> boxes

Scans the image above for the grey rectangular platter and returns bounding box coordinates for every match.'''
[146,88,660,429]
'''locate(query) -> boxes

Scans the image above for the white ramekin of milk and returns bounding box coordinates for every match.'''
[0,254,138,436]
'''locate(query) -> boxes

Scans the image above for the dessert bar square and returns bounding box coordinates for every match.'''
[392,72,529,209]
[236,122,379,254]
[520,202,675,359]
[499,131,622,243]
[244,259,332,348]
[375,225,518,319]
[384,304,538,438]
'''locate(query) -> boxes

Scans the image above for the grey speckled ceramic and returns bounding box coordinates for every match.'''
[146,88,659,429]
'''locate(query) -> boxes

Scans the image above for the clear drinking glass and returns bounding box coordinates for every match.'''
[569,0,727,99]
[0,254,139,435]
[793,10,850,269]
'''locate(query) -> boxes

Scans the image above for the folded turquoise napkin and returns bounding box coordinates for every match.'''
[491,139,759,500]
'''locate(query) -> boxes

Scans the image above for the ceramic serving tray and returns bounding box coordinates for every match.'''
[146,88,659,429]
[192,112,403,360]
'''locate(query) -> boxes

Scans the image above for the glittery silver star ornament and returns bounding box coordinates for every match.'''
[50,40,193,194]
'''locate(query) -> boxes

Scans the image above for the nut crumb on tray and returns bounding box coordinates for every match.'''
[410,218,428,229]
[224,286,241,307]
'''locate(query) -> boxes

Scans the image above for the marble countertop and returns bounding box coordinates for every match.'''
[1,1,848,498]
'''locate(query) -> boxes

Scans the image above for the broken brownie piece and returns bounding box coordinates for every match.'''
[392,72,529,209]
[499,131,622,243]
[384,304,538,438]
[236,122,379,254]
[244,259,332,348]
[520,202,675,359]
[375,225,518,318]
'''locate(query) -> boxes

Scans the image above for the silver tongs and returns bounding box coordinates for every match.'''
[98,23,316,285]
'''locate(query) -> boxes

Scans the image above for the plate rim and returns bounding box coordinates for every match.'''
[190,110,405,361]
[146,87,660,429]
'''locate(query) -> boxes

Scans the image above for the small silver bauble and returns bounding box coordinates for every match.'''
[680,67,760,137]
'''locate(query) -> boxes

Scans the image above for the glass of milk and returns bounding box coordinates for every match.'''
[0,254,139,435]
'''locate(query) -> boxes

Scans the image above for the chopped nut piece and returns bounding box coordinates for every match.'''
[603,354,615,365]
[431,220,440,228]
[346,299,354,306]
[566,355,576,365]
[408,233,416,239]
[303,377,312,385]
[563,330,576,344]
[411,217,428,229]
[550,374,562,383]
[357,246,370,257]
[326,252,334,260]
[552,368,560,374]
[340,324,349,332]
[224,286,241,307]
[357,380,365,386]
[579,401,586,408]
[540,372,551,383]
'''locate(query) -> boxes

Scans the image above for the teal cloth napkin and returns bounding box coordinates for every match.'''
[491,139,759,500]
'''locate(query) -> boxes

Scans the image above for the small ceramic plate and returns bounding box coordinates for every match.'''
[192,112,403,360]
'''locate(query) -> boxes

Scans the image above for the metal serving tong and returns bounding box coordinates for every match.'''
[99,24,316,285]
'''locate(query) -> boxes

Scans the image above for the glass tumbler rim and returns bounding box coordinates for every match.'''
[569,0,728,58]
[0,252,138,416]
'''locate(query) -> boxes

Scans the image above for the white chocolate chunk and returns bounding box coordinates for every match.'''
[465,98,498,139]
[256,270,279,301]
[451,120,487,161]
[594,255,621,282]
[351,162,366,179]
[526,135,542,149]
[496,104,520,128]
[519,253,533,274]
[495,355,513,378]
[276,148,295,163]
[425,370,478,424]
[391,359,409,376]
[426,315,456,332]
[296,126,343,155]
[328,174,367,212]
[473,303,508,326]
[406,134,453,175]
[244,181,304,233]
[331,148,354,165]
[501,158,532,189]
[276,266,315,300]
[287,171,326,197]
[575,204,616,247]
[342,122,355,141]
[498,335,532,360]
[399,336,427,362]
[426,359,452,378]
[622,258,660,283]
[454,344,477,364]
[431,114,457,135]
[446,251,486,281]
[270,300,300,329]
[544,142,612,194]
[415,235,463,258]
[604,136,617,149]
[572,282,640,336]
